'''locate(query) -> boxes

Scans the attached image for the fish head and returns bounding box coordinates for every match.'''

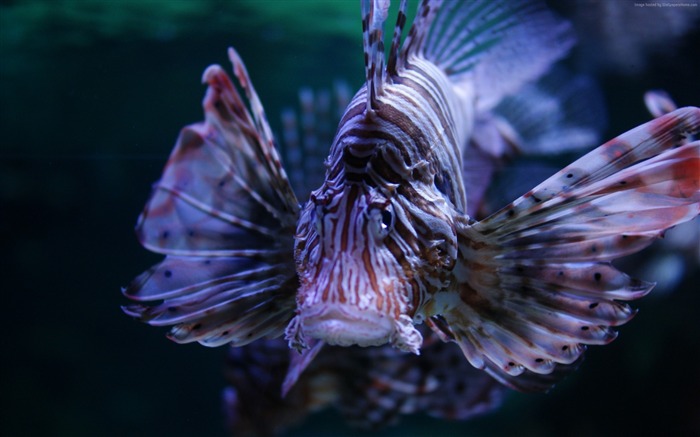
[287,170,459,354]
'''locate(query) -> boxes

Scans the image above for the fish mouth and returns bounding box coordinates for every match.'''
[300,304,394,348]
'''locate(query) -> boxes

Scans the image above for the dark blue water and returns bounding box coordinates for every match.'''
[2,1,699,436]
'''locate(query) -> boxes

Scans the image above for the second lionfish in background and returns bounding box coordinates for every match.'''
[122,0,700,434]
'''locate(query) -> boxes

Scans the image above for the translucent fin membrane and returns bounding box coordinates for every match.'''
[442,107,700,391]
[123,49,300,347]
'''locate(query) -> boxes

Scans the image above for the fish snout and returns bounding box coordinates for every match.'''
[299,303,395,347]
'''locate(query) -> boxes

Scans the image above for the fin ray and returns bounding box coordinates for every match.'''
[422,0,575,111]
[123,49,299,347]
[439,107,700,391]
[362,0,391,110]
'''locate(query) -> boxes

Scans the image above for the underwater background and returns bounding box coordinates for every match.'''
[2,0,700,436]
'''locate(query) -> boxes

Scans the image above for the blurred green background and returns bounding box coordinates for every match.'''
[2,1,699,436]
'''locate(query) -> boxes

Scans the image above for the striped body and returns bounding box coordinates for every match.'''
[123,1,700,424]
[288,57,470,352]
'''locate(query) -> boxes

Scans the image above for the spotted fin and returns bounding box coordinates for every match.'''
[122,48,299,347]
[338,331,506,428]
[223,327,506,433]
[223,339,314,436]
[443,107,700,391]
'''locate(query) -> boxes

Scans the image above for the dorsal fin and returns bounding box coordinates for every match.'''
[423,1,574,112]
[386,0,408,76]
[362,0,390,111]
[398,0,441,67]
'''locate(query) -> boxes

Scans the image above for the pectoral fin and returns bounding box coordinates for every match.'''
[440,107,700,391]
[123,49,299,347]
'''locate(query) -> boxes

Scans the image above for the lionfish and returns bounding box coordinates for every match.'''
[122,0,700,433]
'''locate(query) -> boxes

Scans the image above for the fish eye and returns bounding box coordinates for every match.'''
[380,209,393,231]
[368,204,393,240]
